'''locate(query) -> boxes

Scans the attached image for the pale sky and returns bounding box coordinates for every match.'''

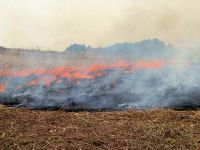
[0,0,200,50]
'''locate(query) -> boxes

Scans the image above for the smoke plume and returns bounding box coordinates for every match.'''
[0,0,200,50]
[0,39,200,111]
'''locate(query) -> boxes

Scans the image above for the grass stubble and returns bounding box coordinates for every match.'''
[0,105,200,149]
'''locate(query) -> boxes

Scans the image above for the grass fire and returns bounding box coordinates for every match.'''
[1,39,200,111]
[1,47,200,111]
[1,40,200,149]
[1,0,200,149]
[0,59,168,111]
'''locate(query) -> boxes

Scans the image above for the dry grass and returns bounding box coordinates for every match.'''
[0,105,200,149]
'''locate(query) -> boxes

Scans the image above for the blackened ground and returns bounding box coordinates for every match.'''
[1,105,200,149]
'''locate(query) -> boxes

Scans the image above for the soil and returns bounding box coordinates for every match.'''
[1,105,200,149]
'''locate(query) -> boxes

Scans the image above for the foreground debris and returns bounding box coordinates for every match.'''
[0,105,200,149]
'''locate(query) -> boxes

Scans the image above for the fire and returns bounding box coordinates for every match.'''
[135,60,165,69]
[0,60,166,87]
[26,76,57,87]
[0,84,5,93]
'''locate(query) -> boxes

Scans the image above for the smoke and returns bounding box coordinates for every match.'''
[1,39,200,110]
[108,0,200,48]
[1,0,200,110]
[0,0,200,50]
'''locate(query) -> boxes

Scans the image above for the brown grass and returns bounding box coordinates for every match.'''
[0,105,200,150]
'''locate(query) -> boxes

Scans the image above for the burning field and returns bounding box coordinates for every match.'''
[2,0,200,148]
[1,41,200,149]
[0,58,168,110]
[0,45,200,111]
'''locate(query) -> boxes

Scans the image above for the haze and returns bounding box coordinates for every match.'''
[0,0,200,50]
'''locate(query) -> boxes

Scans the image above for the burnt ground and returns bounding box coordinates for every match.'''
[0,105,200,150]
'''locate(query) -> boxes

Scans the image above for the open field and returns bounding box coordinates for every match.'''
[0,105,200,149]
[1,47,200,149]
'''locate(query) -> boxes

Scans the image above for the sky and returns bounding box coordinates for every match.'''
[0,0,200,50]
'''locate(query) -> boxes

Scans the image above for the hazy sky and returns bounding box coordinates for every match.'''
[0,0,200,50]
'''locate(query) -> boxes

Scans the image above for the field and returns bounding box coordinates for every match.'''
[0,105,200,150]
[1,47,200,149]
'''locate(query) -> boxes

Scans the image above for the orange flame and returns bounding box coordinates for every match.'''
[135,60,165,69]
[0,84,5,93]
[26,76,57,87]
[0,60,166,88]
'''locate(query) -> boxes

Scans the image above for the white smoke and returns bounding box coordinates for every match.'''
[1,39,200,110]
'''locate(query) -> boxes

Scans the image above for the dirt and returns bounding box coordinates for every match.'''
[0,105,200,150]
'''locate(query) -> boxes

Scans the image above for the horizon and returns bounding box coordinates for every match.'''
[0,38,171,52]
